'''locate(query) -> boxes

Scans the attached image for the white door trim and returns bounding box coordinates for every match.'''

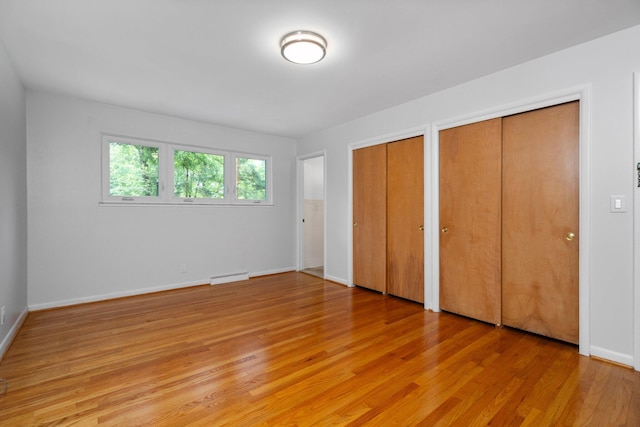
[633,72,640,370]
[297,151,327,276]
[427,85,592,356]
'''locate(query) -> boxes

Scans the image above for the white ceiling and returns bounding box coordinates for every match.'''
[1,0,640,138]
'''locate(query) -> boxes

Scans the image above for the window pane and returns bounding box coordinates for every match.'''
[174,150,225,199]
[236,157,266,200]
[109,142,159,197]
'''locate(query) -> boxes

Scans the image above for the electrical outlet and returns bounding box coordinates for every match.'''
[1,306,5,325]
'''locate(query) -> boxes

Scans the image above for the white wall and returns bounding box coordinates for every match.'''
[27,91,297,309]
[0,40,28,357]
[298,25,640,364]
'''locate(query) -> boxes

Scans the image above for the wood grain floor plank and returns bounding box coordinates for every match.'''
[0,272,638,425]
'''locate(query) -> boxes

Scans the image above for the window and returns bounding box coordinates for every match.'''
[102,134,272,205]
[105,138,162,202]
[236,156,268,203]
[173,149,225,201]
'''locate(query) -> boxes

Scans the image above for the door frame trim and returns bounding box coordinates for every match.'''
[634,72,640,370]
[427,86,591,356]
[347,126,428,291]
[297,150,327,277]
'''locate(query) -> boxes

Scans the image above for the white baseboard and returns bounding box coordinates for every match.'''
[249,267,296,278]
[28,268,299,311]
[26,267,331,312]
[28,279,209,311]
[590,345,634,367]
[0,306,28,361]
[325,274,348,286]
[210,272,249,286]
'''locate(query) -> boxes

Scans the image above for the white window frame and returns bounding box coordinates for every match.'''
[101,133,273,206]
[169,146,229,205]
[101,134,166,204]
[233,153,272,205]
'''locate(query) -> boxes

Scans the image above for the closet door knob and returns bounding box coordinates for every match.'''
[419,225,424,231]
[353,222,358,227]
[441,226,449,233]
[565,231,575,241]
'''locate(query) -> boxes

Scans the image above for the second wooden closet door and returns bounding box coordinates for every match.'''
[388,137,424,303]
[502,102,579,344]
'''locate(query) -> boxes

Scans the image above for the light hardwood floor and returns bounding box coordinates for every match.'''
[0,272,638,425]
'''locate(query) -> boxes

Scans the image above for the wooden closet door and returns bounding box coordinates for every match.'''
[439,118,503,324]
[352,144,387,292]
[502,101,579,344]
[387,136,424,303]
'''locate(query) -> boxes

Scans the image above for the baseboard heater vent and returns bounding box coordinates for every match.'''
[210,272,249,286]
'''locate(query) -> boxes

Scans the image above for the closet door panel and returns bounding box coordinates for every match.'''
[502,101,579,344]
[439,118,503,324]
[353,144,387,292]
[387,136,424,303]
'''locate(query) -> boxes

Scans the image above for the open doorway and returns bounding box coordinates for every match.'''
[301,155,325,278]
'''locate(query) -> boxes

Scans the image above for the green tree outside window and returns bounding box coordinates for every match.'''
[236,157,266,200]
[109,142,159,197]
[174,150,225,199]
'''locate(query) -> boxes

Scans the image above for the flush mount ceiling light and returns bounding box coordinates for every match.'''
[280,30,327,64]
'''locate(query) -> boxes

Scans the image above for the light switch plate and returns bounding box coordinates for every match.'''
[610,195,627,213]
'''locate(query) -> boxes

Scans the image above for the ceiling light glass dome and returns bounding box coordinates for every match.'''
[280,31,327,64]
